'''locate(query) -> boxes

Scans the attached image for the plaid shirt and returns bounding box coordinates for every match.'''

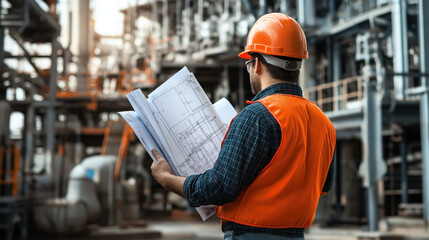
[183,83,334,238]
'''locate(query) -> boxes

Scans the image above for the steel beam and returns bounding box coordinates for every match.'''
[329,5,391,36]
[418,0,429,230]
[9,30,47,84]
[391,0,409,100]
[26,0,59,34]
[4,55,52,59]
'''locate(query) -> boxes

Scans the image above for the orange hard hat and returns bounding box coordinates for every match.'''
[239,13,308,60]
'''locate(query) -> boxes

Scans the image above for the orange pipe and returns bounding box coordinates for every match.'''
[101,121,112,155]
[114,125,131,182]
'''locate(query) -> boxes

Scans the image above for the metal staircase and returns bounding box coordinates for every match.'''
[0,0,29,28]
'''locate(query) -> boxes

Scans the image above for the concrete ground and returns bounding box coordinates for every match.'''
[144,210,429,240]
[27,210,429,240]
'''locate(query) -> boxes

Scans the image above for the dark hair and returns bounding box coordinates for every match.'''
[249,53,301,83]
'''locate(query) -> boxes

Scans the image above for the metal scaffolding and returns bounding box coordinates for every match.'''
[1,0,60,192]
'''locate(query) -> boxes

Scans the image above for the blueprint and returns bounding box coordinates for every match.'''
[120,67,237,221]
[148,68,229,176]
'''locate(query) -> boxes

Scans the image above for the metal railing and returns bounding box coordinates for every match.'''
[304,76,364,112]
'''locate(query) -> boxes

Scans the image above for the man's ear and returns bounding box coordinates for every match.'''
[254,57,263,75]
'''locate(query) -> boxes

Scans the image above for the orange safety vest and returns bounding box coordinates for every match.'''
[216,94,336,228]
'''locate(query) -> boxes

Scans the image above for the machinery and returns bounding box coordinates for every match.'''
[35,155,116,234]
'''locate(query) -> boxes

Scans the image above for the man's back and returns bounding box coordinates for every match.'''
[217,93,336,228]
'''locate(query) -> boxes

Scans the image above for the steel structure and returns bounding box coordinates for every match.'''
[1,0,429,235]
[1,0,60,192]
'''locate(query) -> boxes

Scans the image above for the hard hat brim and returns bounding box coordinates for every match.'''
[238,50,251,59]
[238,49,308,60]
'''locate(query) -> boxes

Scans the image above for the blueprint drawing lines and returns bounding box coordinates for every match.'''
[151,74,227,176]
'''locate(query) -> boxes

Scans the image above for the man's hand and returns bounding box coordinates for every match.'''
[150,149,187,198]
[151,149,174,188]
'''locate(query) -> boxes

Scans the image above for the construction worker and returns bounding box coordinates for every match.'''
[151,13,336,240]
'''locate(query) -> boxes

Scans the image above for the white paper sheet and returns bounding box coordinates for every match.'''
[213,98,237,126]
[118,111,160,161]
[126,89,179,173]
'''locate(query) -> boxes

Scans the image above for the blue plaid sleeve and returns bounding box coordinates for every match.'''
[183,102,281,207]
[322,149,336,194]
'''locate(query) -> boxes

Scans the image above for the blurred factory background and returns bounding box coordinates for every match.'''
[1,0,429,239]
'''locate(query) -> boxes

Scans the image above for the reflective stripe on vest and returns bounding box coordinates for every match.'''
[216,94,336,228]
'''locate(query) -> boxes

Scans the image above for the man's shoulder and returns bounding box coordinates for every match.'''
[233,102,278,128]
[239,101,271,117]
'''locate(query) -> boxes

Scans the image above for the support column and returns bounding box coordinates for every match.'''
[23,103,35,195]
[258,0,266,17]
[391,0,409,100]
[363,81,383,231]
[0,0,3,72]
[280,0,287,13]
[162,0,169,48]
[400,131,408,204]
[328,0,335,26]
[197,0,203,44]
[0,27,4,72]
[334,141,342,213]
[332,39,341,110]
[241,0,254,19]
[47,38,58,197]
[418,0,429,230]
[420,78,429,230]
[297,0,315,26]
[332,40,341,83]
[326,37,332,85]
[183,0,191,50]
[70,0,89,91]
[175,0,182,48]
[238,64,245,110]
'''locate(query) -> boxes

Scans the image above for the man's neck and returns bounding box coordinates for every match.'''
[261,77,297,91]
